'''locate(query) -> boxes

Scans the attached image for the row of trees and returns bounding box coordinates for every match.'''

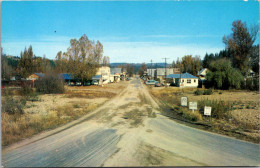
[1,34,111,82]
[137,20,258,90]
[205,20,258,90]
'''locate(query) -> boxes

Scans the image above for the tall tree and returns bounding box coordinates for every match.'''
[102,56,110,66]
[18,46,34,78]
[57,34,104,81]
[125,64,134,77]
[138,63,147,76]
[223,20,258,75]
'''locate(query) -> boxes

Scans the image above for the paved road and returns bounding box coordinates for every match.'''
[2,77,260,167]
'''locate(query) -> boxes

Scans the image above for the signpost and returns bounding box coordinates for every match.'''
[181,97,188,107]
[204,106,212,116]
[189,102,197,112]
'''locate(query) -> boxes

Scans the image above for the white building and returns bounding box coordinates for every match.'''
[96,66,110,84]
[166,73,199,88]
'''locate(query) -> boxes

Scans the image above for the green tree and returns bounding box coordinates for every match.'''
[206,59,244,89]
[223,20,258,75]
[18,45,35,78]
[126,64,134,77]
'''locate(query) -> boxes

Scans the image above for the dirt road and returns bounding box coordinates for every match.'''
[2,78,260,167]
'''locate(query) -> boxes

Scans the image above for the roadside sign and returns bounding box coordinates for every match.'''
[204,106,212,116]
[181,97,188,106]
[189,102,197,110]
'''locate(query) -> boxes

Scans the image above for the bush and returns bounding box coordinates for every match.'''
[194,89,203,95]
[183,110,202,122]
[203,89,213,95]
[2,96,24,115]
[35,73,65,94]
[20,81,33,96]
[198,99,231,119]
[244,77,259,91]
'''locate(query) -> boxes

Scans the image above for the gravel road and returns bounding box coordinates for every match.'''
[2,77,260,167]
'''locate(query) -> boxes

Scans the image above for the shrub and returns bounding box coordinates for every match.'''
[219,91,222,94]
[35,73,65,94]
[203,89,213,95]
[183,110,202,122]
[20,81,33,96]
[194,89,203,95]
[198,99,231,119]
[2,96,24,115]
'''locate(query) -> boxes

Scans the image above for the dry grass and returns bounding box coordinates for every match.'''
[2,81,127,147]
[150,87,259,142]
[2,102,99,147]
[65,90,116,99]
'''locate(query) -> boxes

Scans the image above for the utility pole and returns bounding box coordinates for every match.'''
[150,59,153,79]
[162,57,169,83]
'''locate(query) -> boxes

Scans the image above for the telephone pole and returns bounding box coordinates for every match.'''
[162,57,169,83]
[150,59,153,79]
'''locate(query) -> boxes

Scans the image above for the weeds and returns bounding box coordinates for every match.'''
[198,99,231,119]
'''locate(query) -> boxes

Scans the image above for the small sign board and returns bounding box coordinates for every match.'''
[181,97,188,106]
[204,106,212,116]
[189,102,197,110]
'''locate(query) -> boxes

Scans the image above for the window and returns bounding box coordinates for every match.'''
[187,79,191,83]
[194,79,196,83]
[182,79,184,82]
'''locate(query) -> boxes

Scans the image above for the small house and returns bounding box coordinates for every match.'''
[27,73,45,80]
[166,72,199,88]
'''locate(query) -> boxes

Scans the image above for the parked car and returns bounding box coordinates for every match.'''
[155,83,162,87]
[146,80,159,85]
[76,82,82,86]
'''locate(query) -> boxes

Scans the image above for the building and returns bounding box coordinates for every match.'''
[96,66,110,84]
[110,68,122,83]
[147,69,156,79]
[155,68,173,82]
[197,68,208,82]
[92,75,103,85]
[173,68,181,74]
[27,73,45,80]
[166,73,199,88]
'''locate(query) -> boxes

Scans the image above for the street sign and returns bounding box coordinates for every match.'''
[204,106,212,116]
[181,97,188,106]
[189,102,197,110]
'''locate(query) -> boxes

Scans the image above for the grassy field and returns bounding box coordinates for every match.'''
[2,82,127,147]
[150,87,259,143]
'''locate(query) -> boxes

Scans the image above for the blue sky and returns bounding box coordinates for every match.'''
[1,1,259,63]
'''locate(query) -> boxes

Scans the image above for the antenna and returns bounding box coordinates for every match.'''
[162,58,169,83]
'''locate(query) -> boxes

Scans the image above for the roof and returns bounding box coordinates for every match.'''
[111,68,122,75]
[92,75,102,80]
[166,73,198,79]
[60,73,73,80]
[34,73,45,78]
[166,74,181,79]
[198,68,208,76]
[156,68,173,76]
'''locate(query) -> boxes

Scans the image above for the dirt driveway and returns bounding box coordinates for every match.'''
[2,77,260,167]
